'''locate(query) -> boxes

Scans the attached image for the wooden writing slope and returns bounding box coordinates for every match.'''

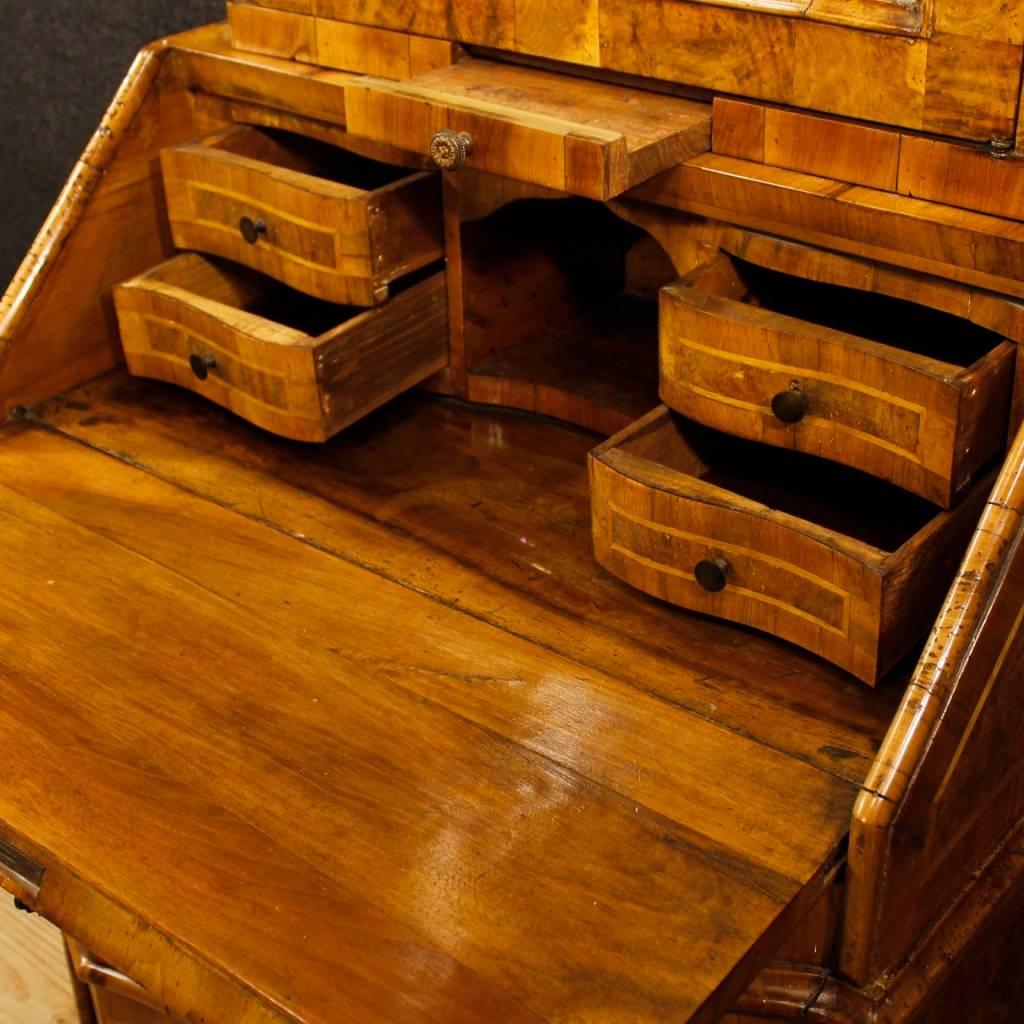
[1,8,1024,1024]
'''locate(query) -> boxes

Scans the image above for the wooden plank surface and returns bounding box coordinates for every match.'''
[0,898,79,1024]
[0,377,902,1024]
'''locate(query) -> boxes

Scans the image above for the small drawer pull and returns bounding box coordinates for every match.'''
[771,387,807,424]
[429,129,474,170]
[189,353,217,381]
[239,216,268,245]
[695,557,730,593]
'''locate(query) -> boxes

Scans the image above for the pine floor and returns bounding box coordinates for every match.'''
[0,897,77,1024]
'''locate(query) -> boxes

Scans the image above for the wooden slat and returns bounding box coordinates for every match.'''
[167,23,357,127]
[714,98,901,191]
[228,3,459,79]
[898,137,1024,222]
[630,153,1024,298]
[0,900,79,1024]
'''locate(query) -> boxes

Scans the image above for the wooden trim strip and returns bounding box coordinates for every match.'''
[841,425,1024,982]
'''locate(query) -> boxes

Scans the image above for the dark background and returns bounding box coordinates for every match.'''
[0,0,224,287]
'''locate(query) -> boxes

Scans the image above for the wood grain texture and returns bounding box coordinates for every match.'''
[343,58,711,200]
[0,898,80,1024]
[115,254,449,442]
[659,252,1015,506]
[249,0,1020,139]
[630,154,1024,299]
[228,2,317,62]
[591,406,990,683]
[843,424,1024,984]
[38,375,899,785]
[715,98,1024,223]
[228,3,459,79]
[0,400,872,1024]
[162,125,442,306]
[167,23,358,128]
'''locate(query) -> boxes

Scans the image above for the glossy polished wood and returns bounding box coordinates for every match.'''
[0,377,900,1024]
[3,8,1024,1023]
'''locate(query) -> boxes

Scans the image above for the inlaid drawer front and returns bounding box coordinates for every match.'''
[161,126,443,307]
[343,58,711,201]
[114,254,448,442]
[590,408,990,684]
[659,255,1016,508]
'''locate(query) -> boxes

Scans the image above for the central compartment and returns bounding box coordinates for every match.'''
[462,198,673,435]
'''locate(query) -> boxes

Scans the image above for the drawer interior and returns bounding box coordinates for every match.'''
[147,254,378,339]
[209,126,416,193]
[691,256,1006,367]
[614,410,943,553]
[148,254,444,338]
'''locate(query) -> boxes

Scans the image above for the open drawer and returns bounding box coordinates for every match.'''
[659,255,1016,507]
[590,407,991,684]
[161,127,443,307]
[114,254,448,442]
[343,58,711,200]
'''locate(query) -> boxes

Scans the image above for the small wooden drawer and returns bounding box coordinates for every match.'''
[344,58,710,201]
[161,126,443,307]
[590,407,990,684]
[659,255,1016,507]
[114,254,448,442]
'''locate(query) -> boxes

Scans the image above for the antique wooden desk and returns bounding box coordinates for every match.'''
[1,5,1023,1023]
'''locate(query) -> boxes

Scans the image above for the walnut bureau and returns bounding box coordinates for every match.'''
[1,5,1024,1024]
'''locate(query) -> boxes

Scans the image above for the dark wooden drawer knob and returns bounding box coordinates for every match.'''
[239,216,268,245]
[189,353,218,380]
[429,129,474,170]
[695,557,730,593]
[771,388,807,424]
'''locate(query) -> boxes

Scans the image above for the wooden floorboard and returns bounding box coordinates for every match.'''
[0,897,77,1024]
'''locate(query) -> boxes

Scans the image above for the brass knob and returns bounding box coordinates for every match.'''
[695,557,730,593]
[189,353,217,381]
[429,129,474,170]
[239,216,267,245]
[771,387,807,424]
